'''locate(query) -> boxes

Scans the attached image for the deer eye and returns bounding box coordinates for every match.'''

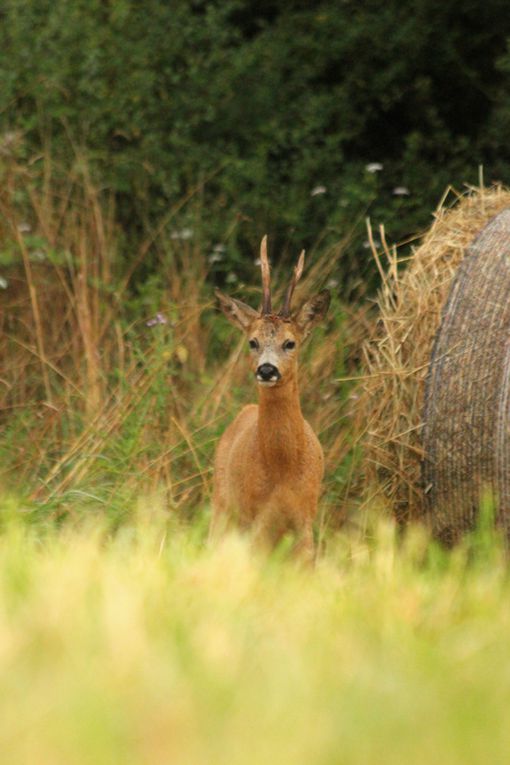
[283,339,296,351]
[249,339,259,350]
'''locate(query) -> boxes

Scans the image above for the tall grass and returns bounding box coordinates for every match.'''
[0,506,509,765]
[2,147,510,765]
[0,147,357,527]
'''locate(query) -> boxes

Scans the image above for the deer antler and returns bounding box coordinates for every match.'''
[280,249,305,318]
[260,235,272,315]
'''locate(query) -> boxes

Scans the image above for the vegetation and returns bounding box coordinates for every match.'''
[0,150,354,527]
[1,146,508,765]
[0,509,509,764]
[3,5,510,760]
[2,0,510,289]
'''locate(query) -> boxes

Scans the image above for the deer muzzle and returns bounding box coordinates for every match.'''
[256,363,281,383]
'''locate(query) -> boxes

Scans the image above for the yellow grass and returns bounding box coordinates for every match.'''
[0,502,509,765]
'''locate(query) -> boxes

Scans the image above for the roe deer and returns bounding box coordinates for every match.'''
[211,236,330,557]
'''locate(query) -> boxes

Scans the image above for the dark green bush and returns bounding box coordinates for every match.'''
[1,0,510,291]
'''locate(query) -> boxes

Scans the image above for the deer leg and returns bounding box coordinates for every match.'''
[209,487,232,543]
[292,522,315,563]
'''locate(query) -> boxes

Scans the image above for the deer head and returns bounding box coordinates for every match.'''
[216,236,330,387]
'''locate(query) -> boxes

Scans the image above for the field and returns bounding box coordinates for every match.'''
[1,507,510,764]
[2,154,510,764]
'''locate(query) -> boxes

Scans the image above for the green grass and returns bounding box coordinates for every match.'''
[1,497,510,765]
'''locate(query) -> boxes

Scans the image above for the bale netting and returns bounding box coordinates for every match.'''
[358,186,510,540]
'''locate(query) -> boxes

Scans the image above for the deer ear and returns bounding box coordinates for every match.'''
[215,289,259,331]
[294,289,330,338]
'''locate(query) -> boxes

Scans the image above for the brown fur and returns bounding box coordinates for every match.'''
[211,284,330,558]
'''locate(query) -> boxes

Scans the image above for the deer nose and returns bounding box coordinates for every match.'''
[256,363,280,382]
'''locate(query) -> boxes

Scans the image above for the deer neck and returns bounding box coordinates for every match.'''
[257,375,305,475]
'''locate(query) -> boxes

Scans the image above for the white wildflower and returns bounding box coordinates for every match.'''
[393,186,410,196]
[170,228,193,241]
[208,244,226,264]
[311,185,327,197]
[365,162,383,173]
[0,131,21,156]
[146,312,167,327]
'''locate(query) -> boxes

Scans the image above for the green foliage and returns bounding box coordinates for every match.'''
[2,0,510,291]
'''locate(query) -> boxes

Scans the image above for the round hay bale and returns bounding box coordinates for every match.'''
[422,207,510,542]
[358,186,510,533]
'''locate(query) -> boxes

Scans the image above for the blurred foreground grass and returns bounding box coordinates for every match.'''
[1,497,510,765]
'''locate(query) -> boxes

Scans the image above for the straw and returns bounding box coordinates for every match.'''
[357,186,510,536]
